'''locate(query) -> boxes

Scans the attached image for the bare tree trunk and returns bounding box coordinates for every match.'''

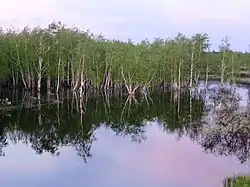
[121,67,138,95]
[80,69,84,93]
[56,58,61,93]
[31,71,35,89]
[71,69,75,88]
[79,54,85,93]
[205,62,209,86]
[67,60,70,86]
[47,75,51,93]
[16,42,27,89]
[79,88,85,124]
[178,60,183,90]
[37,57,43,93]
[194,70,200,87]
[20,69,27,89]
[100,64,108,90]
[190,44,194,88]
[11,69,16,88]
[231,53,235,85]
[73,68,80,91]
[27,74,31,90]
[219,50,227,84]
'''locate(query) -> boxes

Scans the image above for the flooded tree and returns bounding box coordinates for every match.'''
[1,21,250,98]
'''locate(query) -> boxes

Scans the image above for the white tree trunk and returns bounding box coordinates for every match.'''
[56,58,61,93]
[37,57,43,93]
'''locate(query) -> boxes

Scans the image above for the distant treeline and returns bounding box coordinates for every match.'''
[1,21,250,94]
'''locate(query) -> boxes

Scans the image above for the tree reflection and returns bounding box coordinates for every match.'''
[0,89,205,160]
[191,85,250,164]
[0,84,250,164]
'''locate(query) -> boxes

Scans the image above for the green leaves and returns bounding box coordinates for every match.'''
[0,21,249,89]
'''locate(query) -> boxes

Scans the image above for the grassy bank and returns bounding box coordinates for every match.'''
[233,176,250,187]
[224,175,250,187]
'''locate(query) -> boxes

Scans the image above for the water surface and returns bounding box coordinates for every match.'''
[0,82,249,187]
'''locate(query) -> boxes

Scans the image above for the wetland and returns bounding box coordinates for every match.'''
[0,22,250,187]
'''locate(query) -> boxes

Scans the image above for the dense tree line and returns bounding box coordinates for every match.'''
[0,21,250,95]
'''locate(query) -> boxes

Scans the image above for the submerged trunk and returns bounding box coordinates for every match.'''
[125,84,139,95]
[121,67,139,95]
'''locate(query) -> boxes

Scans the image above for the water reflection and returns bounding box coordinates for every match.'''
[0,82,250,187]
[191,85,250,164]
[0,88,205,159]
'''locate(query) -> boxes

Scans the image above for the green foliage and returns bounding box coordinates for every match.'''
[231,176,250,187]
[0,21,250,90]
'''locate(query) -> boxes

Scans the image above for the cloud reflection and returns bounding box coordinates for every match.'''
[1,124,248,187]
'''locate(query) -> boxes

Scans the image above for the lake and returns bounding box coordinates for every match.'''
[0,81,249,187]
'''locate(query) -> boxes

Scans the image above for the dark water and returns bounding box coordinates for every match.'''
[0,82,250,187]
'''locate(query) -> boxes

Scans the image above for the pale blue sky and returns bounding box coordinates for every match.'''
[1,0,250,51]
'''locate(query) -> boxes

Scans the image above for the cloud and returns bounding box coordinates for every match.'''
[0,0,249,50]
[1,0,249,28]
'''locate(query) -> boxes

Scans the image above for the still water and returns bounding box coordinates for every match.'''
[0,82,249,187]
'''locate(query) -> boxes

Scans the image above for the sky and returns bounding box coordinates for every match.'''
[0,0,250,51]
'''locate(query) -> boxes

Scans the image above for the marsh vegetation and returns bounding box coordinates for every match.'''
[1,21,250,98]
[223,175,250,187]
